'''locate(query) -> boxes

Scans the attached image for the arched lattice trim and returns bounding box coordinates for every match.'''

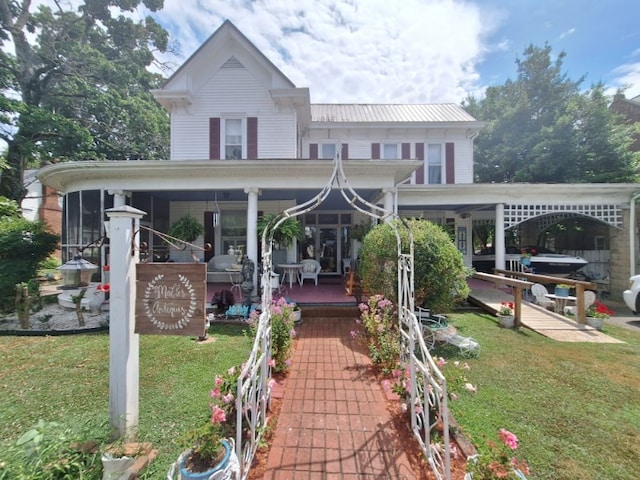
[504,204,622,229]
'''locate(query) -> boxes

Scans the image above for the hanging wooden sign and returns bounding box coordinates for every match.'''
[135,263,207,336]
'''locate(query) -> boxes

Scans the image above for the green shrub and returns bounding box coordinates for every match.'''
[358,218,470,313]
[0,217,59,312]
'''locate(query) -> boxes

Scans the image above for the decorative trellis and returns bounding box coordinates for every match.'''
[503,203,622,229]
[236,152,451,479]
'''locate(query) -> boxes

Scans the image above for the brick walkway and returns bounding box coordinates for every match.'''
[263,316,415,479]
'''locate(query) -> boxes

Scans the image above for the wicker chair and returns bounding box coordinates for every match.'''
[531,283,556,310]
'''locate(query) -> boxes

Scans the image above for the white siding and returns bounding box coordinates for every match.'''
[171,66,297,160]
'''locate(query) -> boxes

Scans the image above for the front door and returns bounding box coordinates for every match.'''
[301,213,351,274]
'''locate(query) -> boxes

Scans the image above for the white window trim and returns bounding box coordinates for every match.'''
[319,142,338,159]
[381,142,400,160]
[221,117,246,160]
[426,143,443,184]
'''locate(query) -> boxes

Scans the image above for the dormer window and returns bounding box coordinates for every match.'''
[382,143,399,159]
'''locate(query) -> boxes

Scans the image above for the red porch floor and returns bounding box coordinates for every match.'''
[207,276,357,306]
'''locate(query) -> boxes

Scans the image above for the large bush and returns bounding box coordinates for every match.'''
[0,217,59,312]
[358,218,470,313]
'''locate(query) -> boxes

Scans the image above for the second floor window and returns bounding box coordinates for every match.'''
[427,144,442,184]
[224,119,243,159]
[320,143,336,159]
[382,143,398,159]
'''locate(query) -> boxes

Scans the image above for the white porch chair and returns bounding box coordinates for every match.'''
[531,283,555,310]
[300,259,321,285]
[342,258,351,276]
[564,290,596,316]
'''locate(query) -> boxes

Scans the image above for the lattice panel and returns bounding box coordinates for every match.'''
[504,204,622,228]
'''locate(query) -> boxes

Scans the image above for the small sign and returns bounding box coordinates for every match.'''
[135,263,206,336]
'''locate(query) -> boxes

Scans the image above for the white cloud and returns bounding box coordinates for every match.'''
[609,62,640,99]
[150,0,499,103]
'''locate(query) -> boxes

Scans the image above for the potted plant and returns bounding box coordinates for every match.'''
[170,366,241,479]
[212,290,235,314]
[584,300,614,330]
[496,301,515,328]
[257,214,303,248]
[554,284,571,297]
[168,215,204,243]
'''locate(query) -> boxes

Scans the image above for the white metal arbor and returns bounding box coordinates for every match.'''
[234,153,452,479]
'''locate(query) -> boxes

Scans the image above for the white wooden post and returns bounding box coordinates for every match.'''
[245,187,260,292]
[495,203,506,271]
[106,203,146,439]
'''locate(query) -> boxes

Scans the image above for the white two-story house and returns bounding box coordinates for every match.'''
[38,20,640,296]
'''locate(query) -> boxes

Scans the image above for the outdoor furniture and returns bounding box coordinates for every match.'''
[564,290,596,316]
[300,259,321,285]
[544,293,576,314]
[342,257,351,276]
[278,264,303,289]
[531,283,556,310]
[207,255,239,283]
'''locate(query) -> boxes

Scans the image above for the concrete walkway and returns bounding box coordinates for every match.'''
[263,315,417,480]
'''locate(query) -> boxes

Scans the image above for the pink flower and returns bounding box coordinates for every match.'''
[215,376,223,387]
[227,366,236,376]
[268,359,276,367]
[210,405,226,424]
[436,357,447,367]
[499,428,519,450]
[268,378,276,389]
[210,387,221,399]
[222,393,234,404]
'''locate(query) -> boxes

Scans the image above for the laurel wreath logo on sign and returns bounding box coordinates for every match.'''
[143,273,198,330]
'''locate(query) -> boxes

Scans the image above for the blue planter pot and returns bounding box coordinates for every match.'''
[179,440,231,479]
[555,286,569,297]
[520,257,531,266]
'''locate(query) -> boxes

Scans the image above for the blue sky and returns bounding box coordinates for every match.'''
[146,0,640,104]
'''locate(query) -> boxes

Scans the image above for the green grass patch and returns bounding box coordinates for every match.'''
[437,312,640,479]
[0,324,253,479]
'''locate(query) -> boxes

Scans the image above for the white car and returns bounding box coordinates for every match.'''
[623,275,640,314]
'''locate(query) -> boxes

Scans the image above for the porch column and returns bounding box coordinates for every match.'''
[108,189,130,208]
[495,203,506,271]
[245,187,261,292]
[382,188,395,222]
[105,204,145,440]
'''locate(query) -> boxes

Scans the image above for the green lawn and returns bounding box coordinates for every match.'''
[437,313,640,480]
[1,314,638,479]
[0,324,253,479]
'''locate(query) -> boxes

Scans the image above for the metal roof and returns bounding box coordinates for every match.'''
[310,103,478,123]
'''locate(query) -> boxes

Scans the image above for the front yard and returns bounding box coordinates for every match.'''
[0,311,638,479]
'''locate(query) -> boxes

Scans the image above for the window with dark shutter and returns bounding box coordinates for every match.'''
[209,118,221,160]
[371,143,380,159]
[247,117,258,159]
[401,143,410,159]
[341,143,349,160]
[415,143,425,184]
[446,143,455,184]
[310,143,318,159]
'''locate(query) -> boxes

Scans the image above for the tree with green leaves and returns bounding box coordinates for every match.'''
[464,44,638,183]
[0,0,171,201]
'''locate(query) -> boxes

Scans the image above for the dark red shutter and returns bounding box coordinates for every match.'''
[247,117,258,159]
[401,143,410,159]
[445,142,455,184]
[415,143,424,184]
[309,143,318,159]
[371,143,380,159]
[341,143,349,160]
[209,118,220,160]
